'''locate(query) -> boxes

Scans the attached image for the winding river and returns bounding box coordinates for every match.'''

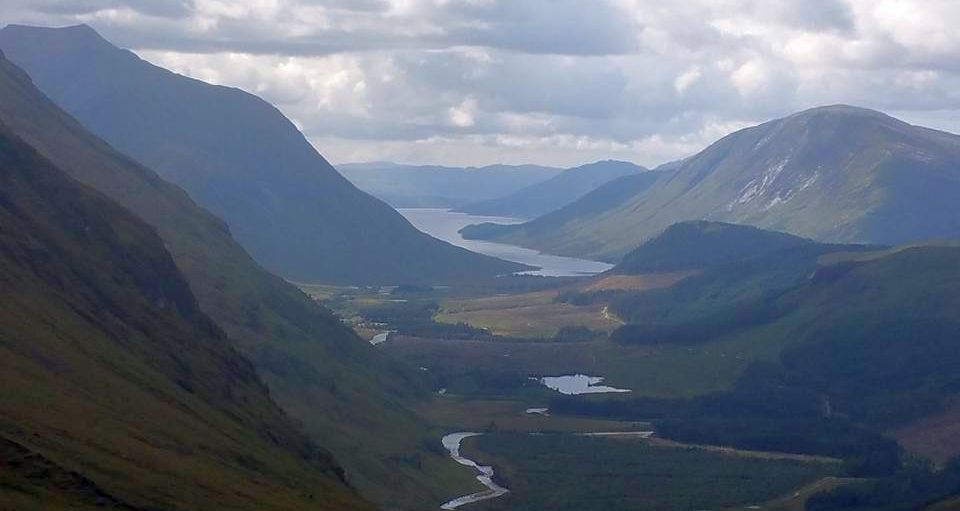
[399,208,613,277]
[440,432,509,510]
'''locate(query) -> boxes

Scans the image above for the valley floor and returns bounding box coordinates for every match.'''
[301,278,874,511]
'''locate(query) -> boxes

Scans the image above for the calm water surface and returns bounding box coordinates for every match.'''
[399,208,612,277]
[539,374,631,395]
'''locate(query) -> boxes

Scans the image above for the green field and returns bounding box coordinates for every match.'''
[420,397,649,433]
[761,477,862,511]
[436,289,621,338]
[462,433,840,511]
[433,273,692,338]
[385,326,792,401]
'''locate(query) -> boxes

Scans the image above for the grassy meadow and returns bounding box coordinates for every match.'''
[461,433,841,511]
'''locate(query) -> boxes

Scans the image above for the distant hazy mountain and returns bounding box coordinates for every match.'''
[457,160,646,218]
[0,24,527,284]
[338,161,562,208]
[0,45,459,508]
[460,169,665,256]
[0,120,368,510]
[465,105,960,261]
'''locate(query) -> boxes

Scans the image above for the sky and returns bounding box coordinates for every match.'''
[2,1,960,168]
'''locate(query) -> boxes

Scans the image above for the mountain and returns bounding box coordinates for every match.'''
[604,222,959,434]
[631,243,960,440]
[0,46,463,509]
[460,168,665,255]
[0,24,527,284]
[602,222,869,344]
[338,161,562,208]
[465,105,960,262]
[457,160,646,218]
[0,121,370,510]
[557,224,960,491]
[612,220,818,274]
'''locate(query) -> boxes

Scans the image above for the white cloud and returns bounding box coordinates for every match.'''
[3,0,960,167]
[447,96,478,127]
[673,66,702,94]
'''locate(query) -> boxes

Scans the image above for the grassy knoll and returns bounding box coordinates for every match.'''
[463,433,839,511]
[583,271,696,291]
[433,272,693,338]
[436,289,621,338]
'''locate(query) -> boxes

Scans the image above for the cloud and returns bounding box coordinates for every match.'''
[31,0,194,19]
[448,96,479,127]
[2,0,960,167]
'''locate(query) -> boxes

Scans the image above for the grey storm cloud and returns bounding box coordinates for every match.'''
[2,0,960,167]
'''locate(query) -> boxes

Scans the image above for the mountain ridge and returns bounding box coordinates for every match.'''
[338,161,562,208]
[0,23,528,284]
[456,159,647,218]
[463,105,960,261]
[0,119,369,510]
[0,43,464,509]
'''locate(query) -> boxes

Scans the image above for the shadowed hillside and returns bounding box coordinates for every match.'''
[0,121,370,510]
[0,48,469,509]
[0,23,528,284]
[613,220,818,274]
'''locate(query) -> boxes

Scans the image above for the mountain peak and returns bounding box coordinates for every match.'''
[781,104,903,127]
[4,23,97,36]
[576,159,645,171]
[1,24,112,51]
[798,104,874,114]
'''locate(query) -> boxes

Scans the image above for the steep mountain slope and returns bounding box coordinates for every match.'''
[613,220,817,274]
[0,24,526,284]
[657,244,960,446]
[774,245,960,425]
[608,226,960,425]
[603,222,867,344]
[468,106,960,261]
[338,161,561,208]
[0,122,369,510]
[460,169,664,255]
[0,49,466,508]
[457,160,646,218]
[559,240,960,489]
